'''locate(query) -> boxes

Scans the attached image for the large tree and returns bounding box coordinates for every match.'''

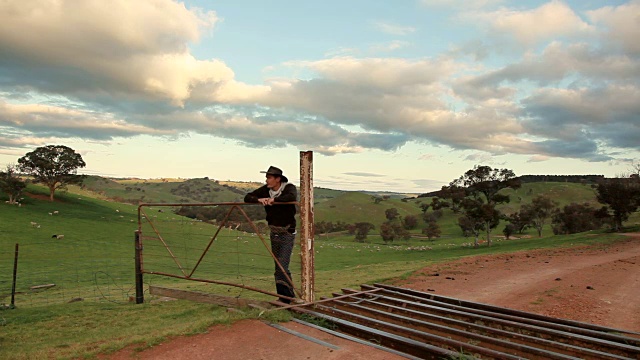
[0,164,26,204]
[450,165,520,246]
[452,165,521,204]
[17,145,86,201]
[459,198,501,247]
[596,177,640,231]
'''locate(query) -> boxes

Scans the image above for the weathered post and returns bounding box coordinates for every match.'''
[134,230,144,304]
[11,243,18,308]
[299,151,315,302]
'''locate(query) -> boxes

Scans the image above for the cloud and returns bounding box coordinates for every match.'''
[372,21,416,36]
[0,100,174,140]
[0,0,638,166]
[411,178,447,190]
[587,1,640,55]
[527,155,550,163]
[522,85,640,154]
[343,172,386,177]
[0,0,266,107]
[369,40,410,53]
[467,1,594,46]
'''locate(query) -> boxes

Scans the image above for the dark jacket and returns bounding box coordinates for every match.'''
[244,184,297,233]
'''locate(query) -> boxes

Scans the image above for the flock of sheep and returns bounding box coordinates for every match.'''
[29,210,64,239]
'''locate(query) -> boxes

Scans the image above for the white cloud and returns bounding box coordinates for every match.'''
[587,1,640,54]
[0,0,638,165]
[0,100,175,139]
[369,40,411,53]
[0,0,265,106]
[372,21,416,36]
[472,1,593,46]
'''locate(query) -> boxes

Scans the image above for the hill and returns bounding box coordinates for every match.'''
[75,176,605,229]
[81,176,247,204]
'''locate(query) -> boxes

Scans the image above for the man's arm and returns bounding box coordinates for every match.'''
[273,184,297,203]
[244,185,268,203]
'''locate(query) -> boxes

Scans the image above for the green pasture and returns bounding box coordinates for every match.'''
[0,180,637,359]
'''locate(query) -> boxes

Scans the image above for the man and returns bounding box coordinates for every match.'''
[244,166,297,303]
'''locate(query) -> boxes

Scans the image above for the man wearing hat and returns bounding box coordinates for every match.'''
[244,166,298,303]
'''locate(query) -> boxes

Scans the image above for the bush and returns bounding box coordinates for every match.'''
[552,203,608,235]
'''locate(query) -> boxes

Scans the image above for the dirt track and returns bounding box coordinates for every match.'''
[397,234,640,333]
[104,236,640,359]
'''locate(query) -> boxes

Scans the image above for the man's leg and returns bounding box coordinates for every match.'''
[270,230,295,303]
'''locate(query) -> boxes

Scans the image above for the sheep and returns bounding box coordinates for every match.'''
[48,212,53,216]
[53,211,59,215]
[31,221,38,227]
[51,234,65,240]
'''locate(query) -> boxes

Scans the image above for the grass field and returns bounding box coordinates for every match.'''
[1,180,637,359]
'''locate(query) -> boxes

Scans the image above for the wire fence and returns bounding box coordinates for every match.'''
[138,203,302,302]
[0,204,302,308]
[0,236,135,308]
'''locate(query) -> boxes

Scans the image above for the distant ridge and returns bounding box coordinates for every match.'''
[417,174,606,198]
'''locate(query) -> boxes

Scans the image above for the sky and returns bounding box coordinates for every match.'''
[0,0,639,193]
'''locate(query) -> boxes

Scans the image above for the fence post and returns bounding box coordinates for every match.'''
[299,151,315,302]
[134,230,144,304]
[11,243,18,309]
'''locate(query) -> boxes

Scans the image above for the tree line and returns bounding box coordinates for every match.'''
[340,164,640,245]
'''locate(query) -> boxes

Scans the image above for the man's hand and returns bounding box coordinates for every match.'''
[258,198,274,205]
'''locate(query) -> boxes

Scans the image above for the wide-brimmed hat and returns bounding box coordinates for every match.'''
[260,166,288,183]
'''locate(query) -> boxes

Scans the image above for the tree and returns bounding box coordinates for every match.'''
[402,215,418,230]
[17,145,86,201]
[552,203,608,235]
[379,222,395,243]
[596,177,640,231]
[458,215,484,247]
[354,222,375,242]
[423,209,443,223]
[0,164,26,204]
[522,195,559,237]
[392,222,411,240]
[422,221,441,241]
[438,185,465,213]
[430,197,450,211]
[385,208,399,221]
[504,210,532,234]
[502,223,516,240]
[459,198,501,247]
[450,165,520,246]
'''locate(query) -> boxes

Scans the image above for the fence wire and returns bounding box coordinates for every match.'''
[0,236,135,308]
[138,204,302,302]
[0,202,303,308]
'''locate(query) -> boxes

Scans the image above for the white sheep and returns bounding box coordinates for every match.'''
[30,221,38,227]
[48,212,53,216]
[53,211,59,214]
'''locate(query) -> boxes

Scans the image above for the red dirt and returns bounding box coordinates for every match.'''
[103,236,640,359]
[102,319,405,360]
[396,235,640,333]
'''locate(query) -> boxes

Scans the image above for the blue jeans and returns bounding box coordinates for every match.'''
[270,231,295,302]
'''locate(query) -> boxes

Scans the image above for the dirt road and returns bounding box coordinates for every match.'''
[104,236,640,359]
[397,235,640,333]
